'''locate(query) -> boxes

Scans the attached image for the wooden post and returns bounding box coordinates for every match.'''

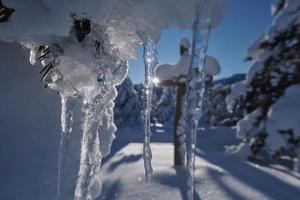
[159,79,186,166]
[174,82,186,166]
[156,38,191,166]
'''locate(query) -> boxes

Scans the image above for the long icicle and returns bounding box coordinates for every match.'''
[57,93,76,199]
[185,1,212,200]
[143,38,158,184]
[74,101,102,200]
[75,72,112,200]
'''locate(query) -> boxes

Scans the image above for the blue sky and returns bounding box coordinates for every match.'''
[128,0,274,83]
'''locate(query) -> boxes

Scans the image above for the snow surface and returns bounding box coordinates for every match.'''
[99,126,300,200]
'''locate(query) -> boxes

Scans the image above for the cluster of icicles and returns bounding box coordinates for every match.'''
[28,17,129,200]
[26,2,213,200]
[142,2,213,200]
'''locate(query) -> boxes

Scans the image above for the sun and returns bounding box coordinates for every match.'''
[152,77,160,84]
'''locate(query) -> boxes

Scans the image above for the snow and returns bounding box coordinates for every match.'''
[1,3,226,193]
[1,4,227,197]
[246,62,264,83]
[0,38,123,200]
[267,0,300,40]
[226,81,247,113]
[205,56,222,76]
[155,54,221,82]
[247,0,300,61]
[236,109,262,140]
[1,0,227,59]
[266,84,300,151]
[271,0,285,16]
[1,45,300,199]
[100,126,300,200]
[6,1,300,199]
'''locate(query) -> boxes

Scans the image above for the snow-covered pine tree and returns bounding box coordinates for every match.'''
[202,84,232,126]
[114,77,142,126]
[228,0,300,168]
[152,87,176,126]
[115,80,174,127]
[202,73,246,126]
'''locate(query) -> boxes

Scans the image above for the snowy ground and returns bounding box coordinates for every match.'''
[98,125,300,200]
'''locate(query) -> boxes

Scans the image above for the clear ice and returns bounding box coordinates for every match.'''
[184,2,212,200]
[143,38,158,184]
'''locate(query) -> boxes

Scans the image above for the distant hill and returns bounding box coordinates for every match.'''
[213,73,246,86]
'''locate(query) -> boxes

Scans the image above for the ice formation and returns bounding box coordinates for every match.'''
[142,38,158,183]
[26,20,129,199]
[183,1,227,199]
[57,93,77,197]
[0,0,227,199]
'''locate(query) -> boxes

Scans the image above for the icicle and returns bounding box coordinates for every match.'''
[185,1,212,200]
[143,38,158,183]
[74,72,112,200]
[57,93,77,199]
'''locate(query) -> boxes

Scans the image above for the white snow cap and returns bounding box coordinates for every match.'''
[205,56,221,76]
[180,38,191,48]
[155,54,221,81]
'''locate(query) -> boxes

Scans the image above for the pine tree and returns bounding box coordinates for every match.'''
[230,0,300,166]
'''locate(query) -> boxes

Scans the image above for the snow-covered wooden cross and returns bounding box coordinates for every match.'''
[155,38,221,166]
